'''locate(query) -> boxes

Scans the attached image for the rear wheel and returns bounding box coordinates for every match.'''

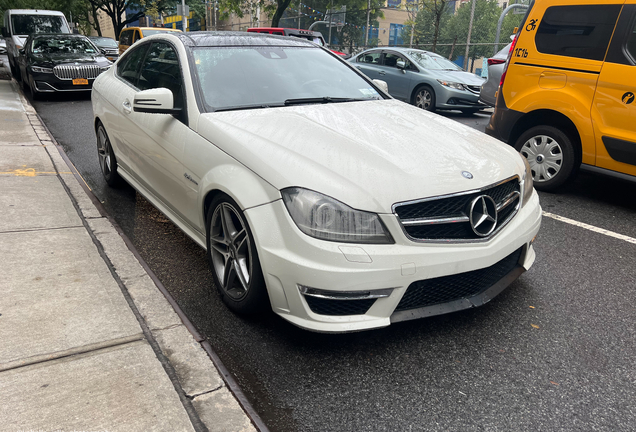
[413,86,436,112]
[514,125,578,192]
[206,194,268,315]
[96,123,122,187]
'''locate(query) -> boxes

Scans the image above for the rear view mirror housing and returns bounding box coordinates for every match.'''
[396,59,406,70]
[133,88,181,115]
[372,79,389,94]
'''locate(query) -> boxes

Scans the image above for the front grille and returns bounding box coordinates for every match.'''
[53,64,102,80]
[395,247,523,311]
[464,84,481,94]
[304,296,376,316]
[393,177,520,241]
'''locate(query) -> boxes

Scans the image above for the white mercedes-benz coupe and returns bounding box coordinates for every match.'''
[91,32,541,333]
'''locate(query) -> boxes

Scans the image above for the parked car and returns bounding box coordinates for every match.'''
[1,9,71,81]
[487,0,636,191]
[479,42,512,107]
[118,26,181,55]
[89,36,119,62]
[247,27,351,59]
[350,47,486,114]
[18,34,111,99]
[0,38,6,54]
[92,32,541,333]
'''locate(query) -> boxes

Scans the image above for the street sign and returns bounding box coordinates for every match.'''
[176,4,189,16]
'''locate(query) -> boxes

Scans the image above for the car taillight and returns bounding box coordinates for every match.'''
[487,58,506,66]
[499,34,518,89]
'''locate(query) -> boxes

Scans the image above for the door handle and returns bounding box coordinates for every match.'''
[378,71,386,76]
[122,100,132,114]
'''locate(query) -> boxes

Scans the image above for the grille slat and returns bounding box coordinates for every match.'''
[53,64,101,80]
[394,178,520,241]
[304,297,376,316]
[395,247,523,311]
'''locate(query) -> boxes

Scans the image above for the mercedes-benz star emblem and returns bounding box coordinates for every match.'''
[469,195,497,237]
[461,171,473,179]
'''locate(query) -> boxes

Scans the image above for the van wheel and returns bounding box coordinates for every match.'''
[206,194,268,315]
[514,125,577,192]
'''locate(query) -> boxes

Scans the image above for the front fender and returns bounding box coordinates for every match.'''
[197,163,280,229]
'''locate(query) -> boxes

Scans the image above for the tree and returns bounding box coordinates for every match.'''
[419,0,452,52]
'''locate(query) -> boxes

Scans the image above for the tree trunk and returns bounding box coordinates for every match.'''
[432,14,440,53]
[91,5,102,36]
[271,0,292,27]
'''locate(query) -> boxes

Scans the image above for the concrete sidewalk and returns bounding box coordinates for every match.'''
[0,60,257,432]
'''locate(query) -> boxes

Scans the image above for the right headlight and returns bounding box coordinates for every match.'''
[281,187,394,244]
[436,79,464,91]
[31,66,53,73]
[521,155,534,206]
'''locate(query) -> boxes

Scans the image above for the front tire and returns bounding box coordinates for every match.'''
[413,85,436,112]
[206,194,268,314]
[96,123,122,187]
[514,125,578,192]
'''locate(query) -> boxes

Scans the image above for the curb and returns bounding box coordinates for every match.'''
[12,79,268,432]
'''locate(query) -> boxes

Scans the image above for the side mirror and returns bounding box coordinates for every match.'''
[133,88,181,115]
[372,79,389,94]
[396,59,406,69]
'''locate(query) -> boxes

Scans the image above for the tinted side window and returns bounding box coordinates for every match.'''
[137,42,184,108]
[117,44,148,86]
[120,30,132,46]
[627,18,636,60]
[383,52,412,69]
[358,51,381,64]
[535,5,622,61]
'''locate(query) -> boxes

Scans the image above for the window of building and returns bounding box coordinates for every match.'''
[389,23,404,46]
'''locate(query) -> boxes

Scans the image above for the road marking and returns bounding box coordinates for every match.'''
[543,211,636,245]
[0,168,72,176]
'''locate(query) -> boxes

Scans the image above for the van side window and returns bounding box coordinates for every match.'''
[535,5,622,61]
[627,20,636,60]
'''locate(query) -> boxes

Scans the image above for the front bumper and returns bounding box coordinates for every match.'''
[33,75,95,92]
[436,85,486,110]
[245,191,542,333]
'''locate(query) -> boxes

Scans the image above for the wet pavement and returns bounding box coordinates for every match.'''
[29,91,636,432]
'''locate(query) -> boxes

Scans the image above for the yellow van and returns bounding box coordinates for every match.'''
[118,27,181,55]
[486,0,636,191]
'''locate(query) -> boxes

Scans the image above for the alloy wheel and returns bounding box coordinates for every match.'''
[520,135,563,182]
[96,127,112,177]
[415,89,432,110]
[208,202,252,301]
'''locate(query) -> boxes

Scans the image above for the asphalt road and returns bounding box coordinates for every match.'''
[30,91,636,432]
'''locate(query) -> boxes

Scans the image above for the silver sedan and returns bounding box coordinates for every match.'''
[350,47,486,114]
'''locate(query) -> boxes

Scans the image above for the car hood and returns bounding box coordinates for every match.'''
[433,69,485,85]
[196,99,524,213]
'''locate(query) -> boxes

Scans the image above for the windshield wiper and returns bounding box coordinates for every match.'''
[284,97,370,106]
[214,103,285,112]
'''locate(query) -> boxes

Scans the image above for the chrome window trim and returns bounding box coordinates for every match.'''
[391,175,521,244]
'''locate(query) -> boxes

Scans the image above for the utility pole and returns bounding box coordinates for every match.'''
[327,3,332,47]
[182,0,187,32]
[463,0,476,71]
[365,0,370,47]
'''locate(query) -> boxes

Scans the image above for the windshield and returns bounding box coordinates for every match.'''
[408,51,462,71]
[192,46,382,111]
[11,15,70,35]
[91,37,118,48]
[141,29,177,37]
[32,37,98,55]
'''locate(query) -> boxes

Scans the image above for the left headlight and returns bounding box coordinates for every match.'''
[521,155,534,206]
[437,79,464,91]
[281,187,394,244]
[31,66,53,73]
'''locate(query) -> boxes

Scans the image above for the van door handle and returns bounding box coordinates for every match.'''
[122,100,132,114]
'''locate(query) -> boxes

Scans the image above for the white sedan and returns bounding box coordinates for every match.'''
[91,32,541,333]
